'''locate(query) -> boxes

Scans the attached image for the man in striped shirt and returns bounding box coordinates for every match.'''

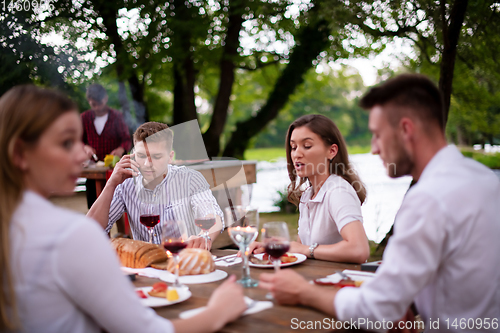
[88,122,223,249]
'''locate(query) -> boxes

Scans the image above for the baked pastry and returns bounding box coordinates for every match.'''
[167,248,215,275]
[110,238,168,269]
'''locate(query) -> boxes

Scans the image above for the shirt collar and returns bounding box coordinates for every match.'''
[300,174,338,204]
[418,145,461,183]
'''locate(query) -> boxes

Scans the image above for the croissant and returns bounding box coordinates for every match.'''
[110,238,168,269]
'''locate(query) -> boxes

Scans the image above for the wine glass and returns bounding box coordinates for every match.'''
[140,200,160,244]
[194,202,216,250]
[262,222,290,297]
[162,219,189,288]
[228,225,259,287]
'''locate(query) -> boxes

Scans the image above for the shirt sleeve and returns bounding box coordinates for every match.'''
[327,186,363,233]
[188,170,224,228]
[52,218,174,333]
[106,184,126,233]
[334,191,446,329]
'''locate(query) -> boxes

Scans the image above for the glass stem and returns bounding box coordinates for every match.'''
[242,246,250,280]
[148,228,153,243]
[274,258,281,273]
[174,255,180,286]
[204,231,208,250]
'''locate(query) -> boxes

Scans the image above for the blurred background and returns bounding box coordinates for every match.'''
[4,0,500,249]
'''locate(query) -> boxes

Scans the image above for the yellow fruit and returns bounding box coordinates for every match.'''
[354,280,364,287]
[167,288,179,301]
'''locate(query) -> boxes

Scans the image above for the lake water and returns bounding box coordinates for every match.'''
[250,154,500,243]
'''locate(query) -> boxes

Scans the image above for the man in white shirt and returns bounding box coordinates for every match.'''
[259,74,500,332]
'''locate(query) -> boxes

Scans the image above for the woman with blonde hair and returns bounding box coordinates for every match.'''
[0,85,245,332]
[250,114,369,263]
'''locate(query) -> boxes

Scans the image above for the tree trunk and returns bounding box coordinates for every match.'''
[118,81,137,134]
[439,0,468,127]
[92,1,148,125]
[223,17,331,159]
[172,0,198,126]
[202,0,245,158]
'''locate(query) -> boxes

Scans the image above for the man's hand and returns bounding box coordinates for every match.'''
[289,241,308,256]
[187,235,211,250]
[83,145,96,159]
[259,269,310,305]
[110,147,125,156]
[106,154,139,188]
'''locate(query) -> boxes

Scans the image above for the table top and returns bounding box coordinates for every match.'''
[133,249,363,332]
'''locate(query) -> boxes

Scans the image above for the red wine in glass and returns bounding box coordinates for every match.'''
[265,243,290,259]
[140,214,160,228]
[195,217,216,231]
[163,241,188,254]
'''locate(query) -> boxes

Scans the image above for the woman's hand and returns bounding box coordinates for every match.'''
[237,241,265,257]
[289,241,309,256]
[106,154,139,188]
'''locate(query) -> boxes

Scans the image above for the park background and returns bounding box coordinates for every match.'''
[3,0,500,250]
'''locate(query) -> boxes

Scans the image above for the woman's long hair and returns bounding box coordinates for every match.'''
[0,85,76,330]
[285,114,367,207]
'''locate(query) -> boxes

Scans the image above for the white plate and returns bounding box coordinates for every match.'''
[121,267,228,284]
[249,253,307,268]
[136,286,191,307]
[158,269,228,284]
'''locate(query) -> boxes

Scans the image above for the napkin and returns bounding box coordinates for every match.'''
[315,269,375,284]
[179,297,273,319]
[121,267,169,279]
[214,256,242,267]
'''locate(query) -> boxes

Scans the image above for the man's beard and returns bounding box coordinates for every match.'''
[386,143,413,178]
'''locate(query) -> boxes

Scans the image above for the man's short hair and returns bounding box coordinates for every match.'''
[359,74,445,130]
[133,122,173,151]
[86,84,108,102]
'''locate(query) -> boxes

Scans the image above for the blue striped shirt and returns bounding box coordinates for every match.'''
[106,165,224,244]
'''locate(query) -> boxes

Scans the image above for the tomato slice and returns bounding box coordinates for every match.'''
[151,282,168,292]
[136,290,148,299]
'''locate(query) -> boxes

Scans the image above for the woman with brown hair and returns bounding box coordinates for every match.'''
[250,114,369,264]
[0,85,246,332]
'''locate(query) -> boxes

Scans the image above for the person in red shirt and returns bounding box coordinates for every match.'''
[82,84,131,208]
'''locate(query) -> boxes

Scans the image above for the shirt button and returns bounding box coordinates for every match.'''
[154,234,157,237]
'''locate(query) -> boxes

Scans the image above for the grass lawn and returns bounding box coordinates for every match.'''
[245,146,371,162]
[244,148,286,161]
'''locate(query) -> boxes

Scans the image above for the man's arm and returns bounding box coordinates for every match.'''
[259,270,339,317]
[87,155,138,229]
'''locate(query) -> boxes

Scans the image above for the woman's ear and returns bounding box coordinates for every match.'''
[12,139,29,171]
[328,144,338,160]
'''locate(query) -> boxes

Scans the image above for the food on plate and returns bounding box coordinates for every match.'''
[110,238,168,269]
[136,290,148,299]
[167,248,215,276]
[166,288,179,301]
[147,282,169,298]
[250,253,298,265]
[104,154,120,167]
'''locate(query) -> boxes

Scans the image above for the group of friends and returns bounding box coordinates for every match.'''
[0,74,498,332]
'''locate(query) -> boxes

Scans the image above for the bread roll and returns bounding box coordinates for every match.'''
[167,248,215,275]
[110,238,168,268]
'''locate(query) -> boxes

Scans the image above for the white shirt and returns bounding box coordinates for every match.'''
[93,113,108,135]
[298,174,363,246]
[107,164,224,244]
[335,146,500,332]
[10,191,174,333]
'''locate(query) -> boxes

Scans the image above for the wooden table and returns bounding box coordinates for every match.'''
[133,249,364,332]
[80,160,257,197]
